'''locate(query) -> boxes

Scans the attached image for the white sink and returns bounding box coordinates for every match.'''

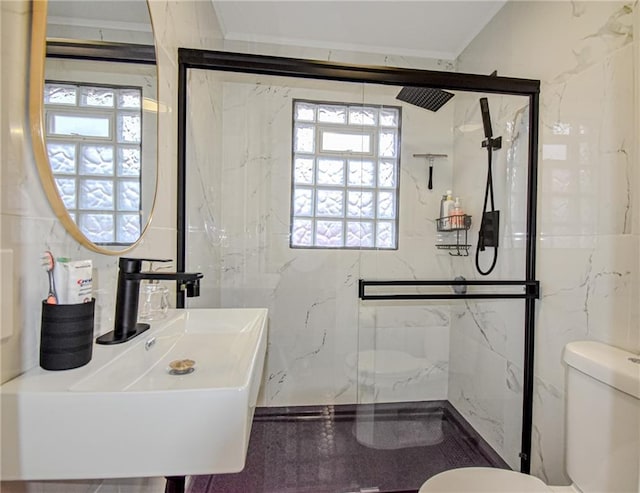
[0,308,268,481]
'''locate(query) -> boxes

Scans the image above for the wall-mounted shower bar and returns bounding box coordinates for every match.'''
[358,279,540,300]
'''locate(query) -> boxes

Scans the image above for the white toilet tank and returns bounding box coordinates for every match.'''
[563,341,640,493]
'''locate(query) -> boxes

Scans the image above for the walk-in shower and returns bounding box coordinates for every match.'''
[178,49,540,493]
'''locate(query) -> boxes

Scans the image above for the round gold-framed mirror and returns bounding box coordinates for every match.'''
[29,0,158,255]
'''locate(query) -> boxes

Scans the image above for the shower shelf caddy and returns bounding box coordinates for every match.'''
[436,214,472,256]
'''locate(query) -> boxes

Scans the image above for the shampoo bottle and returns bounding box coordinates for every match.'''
[439,193,448,220]
[442,191,455,230]
[451,197,464,229]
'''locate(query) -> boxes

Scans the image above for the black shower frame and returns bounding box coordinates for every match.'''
[176,48,540,474]
[47,39,156,64]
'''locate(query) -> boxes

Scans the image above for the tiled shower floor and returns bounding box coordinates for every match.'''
[188,401,509,493]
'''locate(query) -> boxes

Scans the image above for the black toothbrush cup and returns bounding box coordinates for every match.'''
[40,299,95,370]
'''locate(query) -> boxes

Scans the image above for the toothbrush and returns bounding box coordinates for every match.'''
[42,251,58,304]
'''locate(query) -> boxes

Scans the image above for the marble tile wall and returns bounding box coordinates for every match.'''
[0,0,206,386]
[185,70,456,406]
[0,0,222,492]
[455,0,638,485]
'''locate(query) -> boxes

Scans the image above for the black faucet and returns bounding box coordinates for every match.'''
[96,257,203,345]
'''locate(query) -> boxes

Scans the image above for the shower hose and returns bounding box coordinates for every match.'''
[475,139,499,276]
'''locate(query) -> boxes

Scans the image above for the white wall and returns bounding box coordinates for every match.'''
[455,0,638,485]
[0,0,223,491]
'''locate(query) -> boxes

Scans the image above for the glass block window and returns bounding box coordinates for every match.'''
[291,100,401,249]
[44,81,143,245]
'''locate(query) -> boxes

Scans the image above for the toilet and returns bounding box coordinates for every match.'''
[420,341,640,492]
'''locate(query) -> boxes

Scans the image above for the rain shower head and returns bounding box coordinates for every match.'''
[396,87,454,112]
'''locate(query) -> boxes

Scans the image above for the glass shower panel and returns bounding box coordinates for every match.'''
[356,86,531,488]
[453,91,531,270]
[448,92,530,471]
[354,82,457,483]
[184,64,532,492]
[184,69,367,407]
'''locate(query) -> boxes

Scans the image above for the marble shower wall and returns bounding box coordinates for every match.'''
[182,22,470,411]
[456,0,638,485]
[185,70,456,406]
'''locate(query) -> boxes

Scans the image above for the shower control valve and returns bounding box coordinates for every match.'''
[482,135,502,150]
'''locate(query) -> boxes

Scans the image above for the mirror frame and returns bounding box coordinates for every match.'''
[29,0,158,255]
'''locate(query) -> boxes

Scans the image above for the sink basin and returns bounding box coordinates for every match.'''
[0,308,268,480]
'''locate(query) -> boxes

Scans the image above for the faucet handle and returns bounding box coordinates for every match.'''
[119,257,172,273]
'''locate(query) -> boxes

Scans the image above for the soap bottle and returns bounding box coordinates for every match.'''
[442,191,455,230]
[439,193,447,231]
[451,197,464,229]
[439,192,448,220]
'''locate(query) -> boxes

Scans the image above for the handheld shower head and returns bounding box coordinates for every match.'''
[479,97,493,139]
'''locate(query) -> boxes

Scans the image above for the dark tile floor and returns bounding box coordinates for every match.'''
[188,401,509,493]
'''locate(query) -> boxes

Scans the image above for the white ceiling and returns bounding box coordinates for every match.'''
[212,1,507,60]
[47,1,152,33]
[47,0,506,61]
